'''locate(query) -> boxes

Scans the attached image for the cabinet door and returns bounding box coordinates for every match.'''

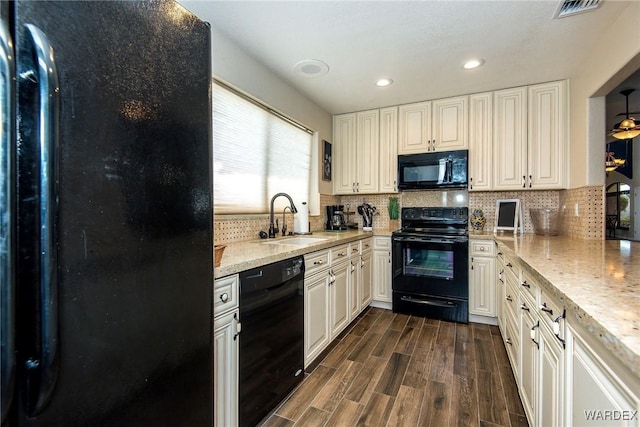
[214,309,239,427]
[469,92,493,191]
[372,249,392,302]
[493,87,527,190]
[349,259,360,321]
[356,110,379,193]
[528,80,567,189]
[333,113,356,194]
[304,272,330,367]
[569,326,640,427]
[398,101,431,154]
[539,327,564,427]
[330,261,350,337]
[432,95,468,151]
[379,106,398,192]
[469,255,496,317]
[520,309,538,426]
[360,251,373,308]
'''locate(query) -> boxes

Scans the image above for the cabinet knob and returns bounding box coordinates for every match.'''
[314,260,323,265]
[219,293,229,303]
[506,338,513,346]
[520,303,530,311]
[479,246,485,251]
[521,280,530,289]
[506,295,513,302]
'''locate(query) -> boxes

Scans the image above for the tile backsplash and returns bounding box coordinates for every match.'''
[213,186,605,244]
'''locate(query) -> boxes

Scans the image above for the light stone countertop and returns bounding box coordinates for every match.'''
[473,232,640,377]
[215,229,393,278]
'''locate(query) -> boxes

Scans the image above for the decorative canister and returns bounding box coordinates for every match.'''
[470,209,486,231]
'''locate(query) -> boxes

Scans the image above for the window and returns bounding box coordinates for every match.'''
[213,82,312,214]
[606,182,631,230]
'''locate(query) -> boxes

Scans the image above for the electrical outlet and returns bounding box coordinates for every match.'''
[574,203,579,217]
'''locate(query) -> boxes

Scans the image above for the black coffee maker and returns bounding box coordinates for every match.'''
[326,205,347,230]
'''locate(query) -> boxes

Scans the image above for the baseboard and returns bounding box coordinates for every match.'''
[469,314,498,325]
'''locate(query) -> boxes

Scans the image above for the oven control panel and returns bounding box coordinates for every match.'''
[402,207,468,221]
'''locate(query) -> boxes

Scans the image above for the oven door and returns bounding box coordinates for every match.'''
[392,234,468,299]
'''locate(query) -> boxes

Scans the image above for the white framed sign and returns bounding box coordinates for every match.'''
[494,199,523,234]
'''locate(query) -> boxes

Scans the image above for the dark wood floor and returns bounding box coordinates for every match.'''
[261,307,529,427]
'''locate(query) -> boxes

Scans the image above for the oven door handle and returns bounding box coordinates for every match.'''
[393,236,467,244]
[401,296,458,308]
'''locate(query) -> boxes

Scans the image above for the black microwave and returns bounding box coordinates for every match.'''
[397,150,468,190]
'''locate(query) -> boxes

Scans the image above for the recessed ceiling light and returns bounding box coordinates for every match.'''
[293,59,329,78]
[463,59,484,70]
[376,78,393,87]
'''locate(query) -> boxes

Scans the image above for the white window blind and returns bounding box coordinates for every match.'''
[213,83,312,214]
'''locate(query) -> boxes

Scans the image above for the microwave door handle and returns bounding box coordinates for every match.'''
[447,159,453,183]
[438,159,446,184]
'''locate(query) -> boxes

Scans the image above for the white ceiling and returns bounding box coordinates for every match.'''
[180,0,631,115]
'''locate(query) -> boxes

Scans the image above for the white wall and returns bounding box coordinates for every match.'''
[209,26,333,211]
[569,1,640,188]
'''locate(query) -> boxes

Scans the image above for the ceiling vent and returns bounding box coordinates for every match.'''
[554,0,601,18]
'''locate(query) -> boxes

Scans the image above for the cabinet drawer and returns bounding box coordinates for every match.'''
[214,274,239,316]
[520,269,540,306]
[470,240,496,256]
[350,243,361,257]
[304,250,330,275]
[539,288,564,337]
[373,236,391,250]
[330,244,350,263]
[360,238,373,253]
[504,278,519,320]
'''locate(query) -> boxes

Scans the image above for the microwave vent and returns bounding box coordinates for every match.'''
[554,0,601,18]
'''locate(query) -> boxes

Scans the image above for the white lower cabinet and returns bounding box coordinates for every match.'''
[469,239,497,320]
[567,322,640,427]
[330,259,350,337]
[213,274,240,427]
[304,239,372,368]
[372,236,392,304]
[304,269,331,367]
[495,243,640,427]
[359,249,373,308]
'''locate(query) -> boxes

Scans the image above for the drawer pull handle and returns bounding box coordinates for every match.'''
[506,338,512,346]
[479,246,485,251]
[337,252,346,257]
[506,262,513,268]
[506,295,513,302]
[540,303,553,315]
[521,280,530,289]
[520,304,529,311]
[313,260,324,265]
[219,293,229,303]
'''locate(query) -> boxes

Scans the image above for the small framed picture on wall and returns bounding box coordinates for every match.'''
[323,140,332,181]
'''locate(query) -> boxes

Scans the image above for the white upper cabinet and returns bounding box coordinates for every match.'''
[468,92,493,191]
[432,96,468,151]
[332,110,379,194]
[356,110,380,193]
[333,113,356,194]
[398,101,431,154]
[379,106,398,193]
[493,87,528,190]
[527,80,567,189]
[398,96,468,154]
[493,81,568,191]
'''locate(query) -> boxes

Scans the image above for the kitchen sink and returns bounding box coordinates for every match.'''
[261,237,328,246]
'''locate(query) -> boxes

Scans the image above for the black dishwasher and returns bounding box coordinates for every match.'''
[239,256,305,427]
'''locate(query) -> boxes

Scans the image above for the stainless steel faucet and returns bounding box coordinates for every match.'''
[269,193,297,238]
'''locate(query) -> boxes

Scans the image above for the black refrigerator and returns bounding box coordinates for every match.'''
[1,1,213,425]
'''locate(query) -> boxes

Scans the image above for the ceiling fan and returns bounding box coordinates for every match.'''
[611,88,640,140]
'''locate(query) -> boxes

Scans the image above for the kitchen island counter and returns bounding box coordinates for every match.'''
[490,233,640,378]
[215,229,393,278]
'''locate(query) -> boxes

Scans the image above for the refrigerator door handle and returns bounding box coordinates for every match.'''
[23,24,60,418]
[0,19,16,425]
